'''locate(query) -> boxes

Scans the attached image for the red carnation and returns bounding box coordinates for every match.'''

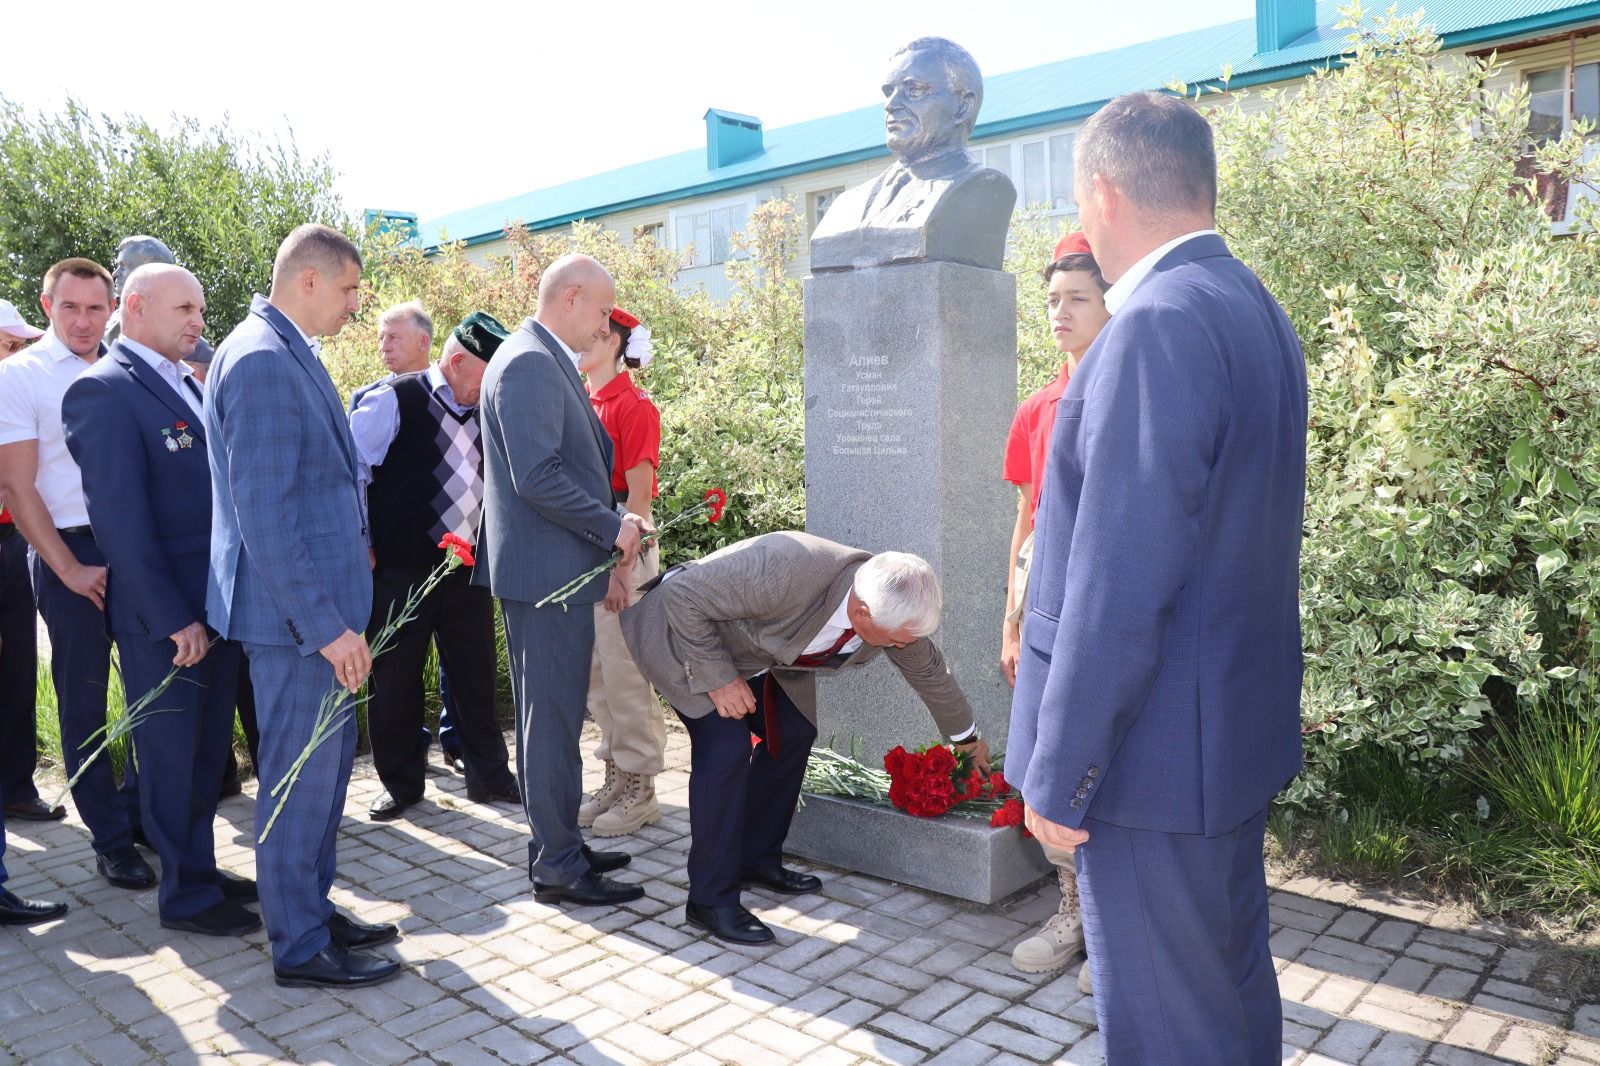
[704,487,727,523]
[438,532,475,567]
[991,798,1029,836]
[922,744,957,777]
[989,771,1011,798]
[959,769,983,801]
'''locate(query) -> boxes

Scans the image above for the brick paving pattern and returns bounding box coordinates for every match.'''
[1,725,1595,1065]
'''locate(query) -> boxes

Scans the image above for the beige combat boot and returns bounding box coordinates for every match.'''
[592,772,661,837]
[1010,865,1085,973]
[577,760,623,828]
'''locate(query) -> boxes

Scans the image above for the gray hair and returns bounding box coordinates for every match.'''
[892,37,983,137]
[1076,91,1217,217]
[853,552,942,637]
[379,300,434,344]
[272,223,361,286]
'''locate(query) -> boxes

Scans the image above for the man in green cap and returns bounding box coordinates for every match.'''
[350,310,521,821]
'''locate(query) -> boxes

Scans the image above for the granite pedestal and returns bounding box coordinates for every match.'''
[802,259,1048,900]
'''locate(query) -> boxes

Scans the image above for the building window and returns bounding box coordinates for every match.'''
[672,200,750,268]
[810,188,844,232]
[979,132,1076,214]
[1522,62,1600,224]
[635,222,665,246]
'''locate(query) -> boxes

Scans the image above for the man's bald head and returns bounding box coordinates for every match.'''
[121,264,206,361]
[535,253,617,355]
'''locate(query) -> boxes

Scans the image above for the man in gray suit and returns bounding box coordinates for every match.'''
[620,531,989,943]
[474,254,647,906]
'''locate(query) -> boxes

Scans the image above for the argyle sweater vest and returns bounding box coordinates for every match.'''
[367,373,483,569]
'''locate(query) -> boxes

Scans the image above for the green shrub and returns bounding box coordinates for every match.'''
[1208,9,1600,805]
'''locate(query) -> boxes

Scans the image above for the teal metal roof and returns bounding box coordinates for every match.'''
[419,0,1600,249]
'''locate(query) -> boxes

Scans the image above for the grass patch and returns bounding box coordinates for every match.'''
[1275,679,1600,929]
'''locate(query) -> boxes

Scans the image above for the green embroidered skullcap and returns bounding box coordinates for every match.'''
[452,311,510,361]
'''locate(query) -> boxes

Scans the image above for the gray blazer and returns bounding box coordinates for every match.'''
[619,531,975,733]
[472,318,621,605]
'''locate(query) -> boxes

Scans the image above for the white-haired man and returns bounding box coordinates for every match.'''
[620,531,989,945]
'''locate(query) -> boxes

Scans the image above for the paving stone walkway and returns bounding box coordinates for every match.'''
[2,725,1596,1066]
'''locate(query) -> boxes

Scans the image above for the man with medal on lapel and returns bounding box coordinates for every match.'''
[62,264,260,937]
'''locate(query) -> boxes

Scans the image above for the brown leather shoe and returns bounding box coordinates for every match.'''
[5,797,66,822]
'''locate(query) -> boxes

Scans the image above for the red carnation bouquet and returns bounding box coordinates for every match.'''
[882,743,1028,834]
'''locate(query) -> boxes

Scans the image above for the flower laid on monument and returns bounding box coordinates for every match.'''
[536,486,728,610]
[256,535,473,842]
[801,741,1026,832]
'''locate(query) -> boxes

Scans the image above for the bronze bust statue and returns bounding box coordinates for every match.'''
[810,37,1017,272]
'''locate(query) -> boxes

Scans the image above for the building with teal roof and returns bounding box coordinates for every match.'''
[413,0,1600,295]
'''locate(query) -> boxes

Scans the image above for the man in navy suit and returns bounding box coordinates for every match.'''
[1007,92,1307,1065]
[475,254,646,906]
[207,225,400,988]
[62,264,260,937]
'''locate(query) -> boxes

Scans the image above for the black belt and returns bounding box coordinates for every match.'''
[56,525,93,538]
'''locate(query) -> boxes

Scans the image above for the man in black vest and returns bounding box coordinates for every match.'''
[350,312,520,820]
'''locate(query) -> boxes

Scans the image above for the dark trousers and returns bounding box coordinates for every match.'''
[223,654,260,787]
[676,675,817,907]
[1077,807,1280,1066]
[246,641,355,967]
[31,534,139,853]
[122,631,238,920]
[501,597,592,885]
[367,565,512,800]
[0,528,40,804]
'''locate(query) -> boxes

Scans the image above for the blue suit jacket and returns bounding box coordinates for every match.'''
[205,295,371,652]
[61,342,212,642]
[472,318,622,605]
[1007,234,1307,837]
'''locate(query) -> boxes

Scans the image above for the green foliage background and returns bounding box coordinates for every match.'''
[0,97,346,333]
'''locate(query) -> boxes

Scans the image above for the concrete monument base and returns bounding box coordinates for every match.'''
[786,792,1053,904]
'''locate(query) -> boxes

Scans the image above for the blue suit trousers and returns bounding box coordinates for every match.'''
[121,633,238,920]
[501,598,592,885]
[245,642,356,967]
[31,533,139,853]
[1077,806,1280,1066]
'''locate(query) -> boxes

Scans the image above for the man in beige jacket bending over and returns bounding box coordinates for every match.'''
[620,531,989,945]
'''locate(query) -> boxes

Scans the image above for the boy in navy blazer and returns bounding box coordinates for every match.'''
[1008,93,1307,1065]
[62,265,259,937]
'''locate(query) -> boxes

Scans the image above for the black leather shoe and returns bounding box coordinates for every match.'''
[329,911,399,949]
[4,797,66,822]
[466,781,520,804]
[532,870,644,906]
[0,888,68,925]
[96,845,156,889]
[161,899,262,937]
[217,871,258,902]
[739,866,823,895]
[583,845,631,874]
[369,790,420,821]
[273,944,401,989]
[686,901,774,945]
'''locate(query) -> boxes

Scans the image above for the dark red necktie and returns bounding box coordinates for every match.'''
[763,628,857,758]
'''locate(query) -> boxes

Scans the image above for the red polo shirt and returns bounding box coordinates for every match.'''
[588,371,660,498]
[1002,363,1072,522]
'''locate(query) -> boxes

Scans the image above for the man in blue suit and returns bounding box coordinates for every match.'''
[62,264,260,937]
[207,224,400,988]
[1007,92,1307,1066]
[475,253,646,906]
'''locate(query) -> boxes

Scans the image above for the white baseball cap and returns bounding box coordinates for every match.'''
[0,299,44,340]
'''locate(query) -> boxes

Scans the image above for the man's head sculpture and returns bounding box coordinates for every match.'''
[112,236,178,298]
[881,37,983,165]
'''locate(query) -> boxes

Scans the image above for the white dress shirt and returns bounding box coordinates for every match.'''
[800,597,864,659]
[540,322,582,371]
[119,336,203,420]
[0,328,103,527]
[1103,230,1219,315]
